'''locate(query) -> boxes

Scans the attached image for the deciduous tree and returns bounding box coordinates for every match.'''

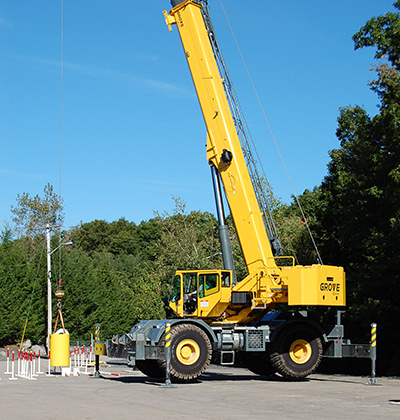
[11,183,64,237]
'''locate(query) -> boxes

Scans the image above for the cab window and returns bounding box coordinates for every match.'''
[183,272,197,295]
[170,274,181,303]
[199,273,219,297]
[221,271,231,287]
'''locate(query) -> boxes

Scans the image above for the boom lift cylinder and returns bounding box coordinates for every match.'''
[211,165,236,284]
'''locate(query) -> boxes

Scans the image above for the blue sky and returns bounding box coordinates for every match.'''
[0,0,395,231]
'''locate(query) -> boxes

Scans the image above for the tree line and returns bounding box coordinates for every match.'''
[1,2,400,375]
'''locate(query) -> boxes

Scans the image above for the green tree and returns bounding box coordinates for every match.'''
[316,1,400,374]
[0,224,13,245]
[11,183,64,237]
[0,237,47,346]
[353,1,400,67]
[154,197,221,272]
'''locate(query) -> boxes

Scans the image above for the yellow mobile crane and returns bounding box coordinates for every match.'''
[108,0,371,381]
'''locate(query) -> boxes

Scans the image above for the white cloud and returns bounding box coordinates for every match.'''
[3,52,192,96]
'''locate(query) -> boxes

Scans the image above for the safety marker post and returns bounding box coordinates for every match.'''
[160,322,177,389]
[24,351,28,378]
[37,349,44,375]
[24,352,28,379]
[20,351,25,378]
[89,345,93,366]
[8,352,17,381]
[85,349,89,374]
[46,350,52,376]
[32,352,38,377]
[26,352,30,378]
[366,323,381,386]
[25,351,29,378]
[4,348,11,374]
[20,351,26,379]
[72,347,81,375]
[91,324,101,378]
[17,350,20,377]
[90,323,107,379]
[28,352,37,381]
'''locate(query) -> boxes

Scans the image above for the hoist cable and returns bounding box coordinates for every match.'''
[59,0,64,282]
[60,0,63,201]
[218,0,323,265]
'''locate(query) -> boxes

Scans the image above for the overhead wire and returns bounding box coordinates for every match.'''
[218,0,323,265]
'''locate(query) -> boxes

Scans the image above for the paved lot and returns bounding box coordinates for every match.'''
[0,356,399,420]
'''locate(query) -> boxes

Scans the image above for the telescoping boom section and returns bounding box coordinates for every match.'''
[164,0,345,324]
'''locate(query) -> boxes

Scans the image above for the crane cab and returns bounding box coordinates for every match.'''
[170,269,232,319]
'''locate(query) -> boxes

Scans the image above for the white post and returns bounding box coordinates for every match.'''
[9,352,17,381]
[37,349,44,375]
[33,352,38,377]
[46,350,51,376]
[4,348,11,374]
[17,350,20,377]
[28,352,37,381]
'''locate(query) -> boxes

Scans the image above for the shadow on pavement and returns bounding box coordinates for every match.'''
[101,369,311,385]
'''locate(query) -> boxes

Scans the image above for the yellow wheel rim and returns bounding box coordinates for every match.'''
[289,339,312,365]
[176,339,200,365]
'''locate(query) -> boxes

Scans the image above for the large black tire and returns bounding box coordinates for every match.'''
[242,351,276,376]
[135,359,165,379]
[161,324,212,381]
[269,324,322,380]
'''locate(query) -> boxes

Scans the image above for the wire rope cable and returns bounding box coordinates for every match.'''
[59,0,64,283]
[218,0,323,264]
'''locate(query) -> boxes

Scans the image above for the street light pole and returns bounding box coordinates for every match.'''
[46,224,52,355]
[45,224,72,355]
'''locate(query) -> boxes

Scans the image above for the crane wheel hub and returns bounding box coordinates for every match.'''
[289,339,312,364]
[176,339,200,365]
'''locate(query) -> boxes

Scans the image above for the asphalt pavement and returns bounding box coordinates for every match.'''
[0,355,399,419]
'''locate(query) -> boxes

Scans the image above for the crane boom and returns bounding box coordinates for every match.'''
[166,1,277,272]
